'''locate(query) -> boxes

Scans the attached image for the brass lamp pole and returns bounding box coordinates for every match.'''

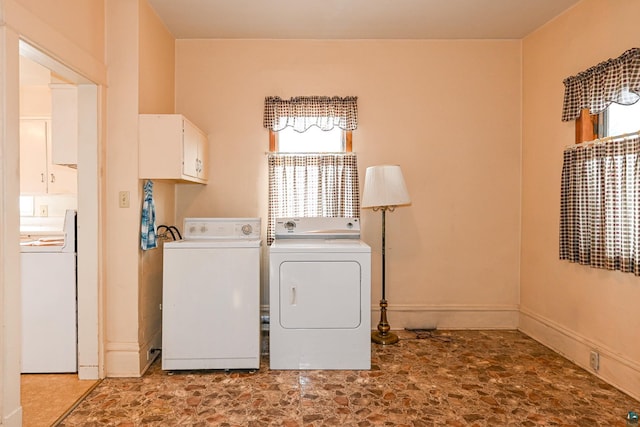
[361,165,411,345]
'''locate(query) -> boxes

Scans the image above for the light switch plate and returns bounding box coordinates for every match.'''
[119,191,130,208]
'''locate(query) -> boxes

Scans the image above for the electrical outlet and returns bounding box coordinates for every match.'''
[118,191,130,208]
[38,205,48,217]
[590,350,600,371]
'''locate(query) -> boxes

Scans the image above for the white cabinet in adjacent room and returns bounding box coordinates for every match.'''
[139,114,209,184]
[20,118,77,194]
[50,83,78,166]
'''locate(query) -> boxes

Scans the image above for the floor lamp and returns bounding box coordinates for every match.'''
[362,165,411,345]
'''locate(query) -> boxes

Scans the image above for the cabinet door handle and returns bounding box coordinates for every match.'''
[50,173,56,183]
[41,173,45,183]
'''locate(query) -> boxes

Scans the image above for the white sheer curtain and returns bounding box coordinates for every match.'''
[267,153,360,245]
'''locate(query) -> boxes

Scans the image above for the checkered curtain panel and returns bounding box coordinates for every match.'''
[267,153,360,245]
[263,96,358,132]
[562,48,640,121]
[560,133,640,275]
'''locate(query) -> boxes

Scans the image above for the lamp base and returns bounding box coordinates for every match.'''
[371,330,399,345]
[371,299,399,345]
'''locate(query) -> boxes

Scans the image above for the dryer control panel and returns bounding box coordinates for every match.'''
[274,217,360,239]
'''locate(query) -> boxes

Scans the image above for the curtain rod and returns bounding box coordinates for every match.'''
[565,130,640,149]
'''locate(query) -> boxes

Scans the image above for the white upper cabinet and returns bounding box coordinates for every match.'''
[20,119,77,194]
[50,84,78,166]
[139,114,208,184]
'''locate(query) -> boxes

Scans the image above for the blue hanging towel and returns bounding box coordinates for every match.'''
[141,180,157,250]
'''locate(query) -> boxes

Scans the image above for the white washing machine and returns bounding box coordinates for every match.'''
[162,218,261,370]
[269,217,371,370]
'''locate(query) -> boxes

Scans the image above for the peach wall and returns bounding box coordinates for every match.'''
[138,0,175,115]
[137,0,176,372]
[8,0,105,84]
[521,0,640,399]
[175,39,522,329]
[105,0,176,377]
[104,0,142,376]
[14,0,104,64]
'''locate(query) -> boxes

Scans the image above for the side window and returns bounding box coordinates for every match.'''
[264,96,360,244]
[574,101,640,144]
[561,49,640,276]
[603,101,640,137]
[269,126,352,152]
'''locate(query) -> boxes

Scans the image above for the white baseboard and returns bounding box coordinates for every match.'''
[78,365,99,380]
[104,341,143,377]
[2,405,22,427]
[378,303,520,330]
[519,308,640,401]
[140,330,162,375]
[262,303,520,330]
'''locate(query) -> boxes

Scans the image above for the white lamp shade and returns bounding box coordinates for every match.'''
[361,165,411,208]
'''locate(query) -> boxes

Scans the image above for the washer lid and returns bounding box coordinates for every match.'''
[164,239,262,249]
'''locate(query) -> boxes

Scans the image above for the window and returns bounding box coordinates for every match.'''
[604,101,640,137]
[576,100,640,144]
[563,48,640,144]
[560,133,640,275]
[264,96,360,244]
[560,49,640,275]
[274,121,350,153]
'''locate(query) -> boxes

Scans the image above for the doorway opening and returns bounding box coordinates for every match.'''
[18,39,101,421]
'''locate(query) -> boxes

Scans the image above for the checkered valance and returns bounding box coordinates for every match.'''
[562,48,640,121]
[560,132,640,275]
[263,96,358,132]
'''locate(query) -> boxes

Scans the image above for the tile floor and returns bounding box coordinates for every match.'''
[59,330,639,426]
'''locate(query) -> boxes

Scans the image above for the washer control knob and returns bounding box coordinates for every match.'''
[347,222,354,229]
[284,221,296,231]
[241,224,253,235]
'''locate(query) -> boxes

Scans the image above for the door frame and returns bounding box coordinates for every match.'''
[18,40,102,380]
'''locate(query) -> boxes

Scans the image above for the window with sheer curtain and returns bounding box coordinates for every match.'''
[560,48,640,275]
[264,96,360,245]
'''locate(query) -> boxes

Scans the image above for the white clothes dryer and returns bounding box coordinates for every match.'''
[269,217,371,370]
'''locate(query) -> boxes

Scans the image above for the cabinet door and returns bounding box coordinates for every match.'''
[20,120,48,194]
[20,119,77,195]
[197,128,209,180]
[47,158,77,194]
[182,119,200,179]
[50,84,78,165]
[47,118,77,194]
